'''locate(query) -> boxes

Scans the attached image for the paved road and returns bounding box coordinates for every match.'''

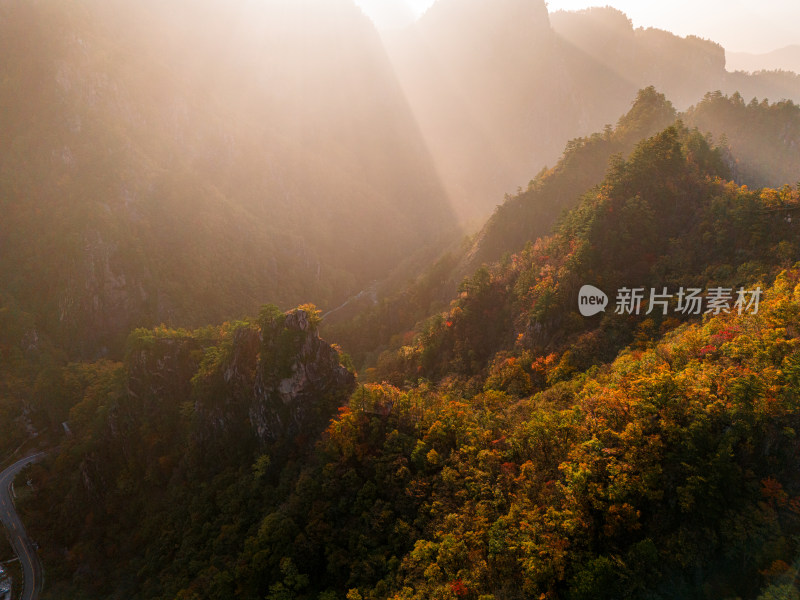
[0,454,44,600]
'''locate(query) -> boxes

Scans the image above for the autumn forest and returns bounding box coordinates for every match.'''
[2,1,800,599]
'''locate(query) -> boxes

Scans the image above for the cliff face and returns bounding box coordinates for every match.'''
[251,310,355,443]
[190,309,356,448]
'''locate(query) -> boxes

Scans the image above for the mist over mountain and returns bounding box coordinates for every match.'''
[0,0,453,357]
[325,86,800,374]
[471,88,800,268]
[4,2,800,599]
[3,0,798,359]
[385,2,800,220]
[686,91,800,189]
[727,45,800,75]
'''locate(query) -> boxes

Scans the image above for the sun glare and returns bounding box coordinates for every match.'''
[352,0,432,29]
[355,0,799,53]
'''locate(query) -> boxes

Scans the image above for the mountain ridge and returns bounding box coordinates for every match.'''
[727,44,800,75]
[385,3,800,220]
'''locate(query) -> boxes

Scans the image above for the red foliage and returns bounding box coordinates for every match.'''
[698,344,716,356]
[760,559,791,578]
[711,327,740,344]
[501,461,517,475]
[761,477,788,507]
[450,579,468,597]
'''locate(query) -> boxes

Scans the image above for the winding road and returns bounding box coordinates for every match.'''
[0,454,44,600]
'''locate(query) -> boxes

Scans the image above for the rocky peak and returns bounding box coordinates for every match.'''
[192,307,356,448]
[80,306,355,500]
[252,308,355,444]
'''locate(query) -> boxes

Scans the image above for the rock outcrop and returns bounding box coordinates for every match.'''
[251,309,355,443]
[78,307,355,499]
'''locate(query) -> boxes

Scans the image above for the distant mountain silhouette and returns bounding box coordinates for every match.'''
[385,3,800,220]
[727,45,800,74]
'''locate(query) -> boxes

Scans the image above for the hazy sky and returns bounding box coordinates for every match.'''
[353,0,800,54]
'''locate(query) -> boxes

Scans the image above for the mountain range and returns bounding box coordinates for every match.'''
[385,3,800,219]
[21,103,800,600]
[3,0,800,361]
[3,1,800,599]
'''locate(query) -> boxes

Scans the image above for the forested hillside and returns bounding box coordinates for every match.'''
[686,91,800,188]
[325,89,800,370]
[20,122,800,599]
[5,2,800,598]
[371,125,795,387]
[473,90,800,271]
[22,305,355,599]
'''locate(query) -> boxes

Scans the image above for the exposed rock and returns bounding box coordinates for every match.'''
[125,334,201,402]
[250,309,355,444]
[193,308,355,446]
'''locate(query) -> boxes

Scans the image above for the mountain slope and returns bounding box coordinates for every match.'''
[470,90,800,273]
[324,87,678,366]
[385,3,800,220]
[0,0,453,357]
[470,87,678,267]
[373,124,797,388]
[325,88,800,370]
[21,123,800,600]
